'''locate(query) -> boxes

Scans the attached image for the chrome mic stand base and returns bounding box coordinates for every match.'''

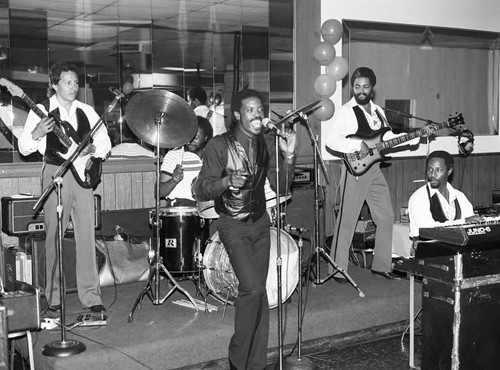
[42,339,86,358]
[283,356,318,370]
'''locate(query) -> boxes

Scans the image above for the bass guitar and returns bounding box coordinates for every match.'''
[0,78,102,188]
[342,113,465,176]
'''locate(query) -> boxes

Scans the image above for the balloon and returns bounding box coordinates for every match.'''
[326,56,349,81]
[314,74,337,98]
[122,81,133,95]
[313,42,336,66]
[321,19,343,45]
[313,98,335,121]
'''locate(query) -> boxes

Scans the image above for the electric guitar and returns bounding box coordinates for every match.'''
[0,78,102,188]
[342,113,465,176]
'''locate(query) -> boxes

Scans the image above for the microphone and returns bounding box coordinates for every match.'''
[262,118,287,140]
[284,224,309,233]
[109,86,124,97]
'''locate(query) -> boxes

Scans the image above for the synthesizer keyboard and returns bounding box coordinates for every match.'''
[419,216,500,247]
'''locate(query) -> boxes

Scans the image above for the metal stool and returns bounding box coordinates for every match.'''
[8,331,35,370]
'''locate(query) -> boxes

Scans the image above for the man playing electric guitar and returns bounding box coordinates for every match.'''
[324,66,431,282]
[18,62,110,314]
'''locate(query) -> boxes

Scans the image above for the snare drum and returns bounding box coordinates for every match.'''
[153,206,207,273]
[202,227,299,308]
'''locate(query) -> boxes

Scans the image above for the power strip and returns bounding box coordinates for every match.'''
[77,313,108,326]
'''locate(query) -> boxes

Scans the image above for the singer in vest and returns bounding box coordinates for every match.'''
[408,150,480,238]
[324,67,423,281]
[194,89,296,370]
[18,62,111,314]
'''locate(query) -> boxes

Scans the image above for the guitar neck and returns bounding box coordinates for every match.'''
[376,121,448,151]
[21,93,72,148]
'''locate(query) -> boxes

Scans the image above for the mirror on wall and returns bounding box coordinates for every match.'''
[0,0,294,165]
[342,20,500,137]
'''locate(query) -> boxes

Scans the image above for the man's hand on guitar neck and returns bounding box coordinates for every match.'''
[32,117,55,140]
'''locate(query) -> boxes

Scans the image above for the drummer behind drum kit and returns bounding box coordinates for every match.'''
[125,89,309,320]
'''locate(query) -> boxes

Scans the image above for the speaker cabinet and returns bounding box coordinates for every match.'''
[29,237,78,294]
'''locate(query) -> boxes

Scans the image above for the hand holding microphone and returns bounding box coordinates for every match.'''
[262,118,287,141]
[229,168,248,191]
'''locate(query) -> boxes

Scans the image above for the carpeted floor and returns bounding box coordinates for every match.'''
[17,260,421,370]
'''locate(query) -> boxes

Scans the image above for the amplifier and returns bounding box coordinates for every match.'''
[0,281,40,333]
[1,194,102,236]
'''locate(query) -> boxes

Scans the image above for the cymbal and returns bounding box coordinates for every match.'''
[125,89,198,149]
[276,100,321,126]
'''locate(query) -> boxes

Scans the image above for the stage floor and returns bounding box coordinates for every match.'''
[26,261,421,370]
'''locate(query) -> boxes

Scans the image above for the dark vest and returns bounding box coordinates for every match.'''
[353,105,386,136]
[426,185,462,222]
[43,104,91,166]
[215,132,268,222]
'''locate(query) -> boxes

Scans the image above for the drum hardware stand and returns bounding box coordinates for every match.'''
[296,113,364,298]
[128,114,199,322]
[42,177,86,357]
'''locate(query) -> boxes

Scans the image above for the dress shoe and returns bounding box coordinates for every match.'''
[333,277,349,284]
[89,304,106,313]
[371,270,402,280]
[48,304,61,312]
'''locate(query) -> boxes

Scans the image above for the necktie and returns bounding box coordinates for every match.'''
[248,137,255,170]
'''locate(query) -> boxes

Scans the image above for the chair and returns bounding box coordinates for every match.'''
[8,330,35,370]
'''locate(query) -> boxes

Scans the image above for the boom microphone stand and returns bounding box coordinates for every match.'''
[40,89,124,357]
[128,113,198,322]
[299,113,364,298]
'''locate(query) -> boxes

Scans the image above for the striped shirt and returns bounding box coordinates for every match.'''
[160,148,202,201]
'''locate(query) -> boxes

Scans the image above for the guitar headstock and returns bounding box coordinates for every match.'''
[0,78,24,98]
[448,112,465,130]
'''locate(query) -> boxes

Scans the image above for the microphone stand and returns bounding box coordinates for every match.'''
[42,177,86,357]
[273,131,284,370]
[41,90,124,357]
[299,113,364,297]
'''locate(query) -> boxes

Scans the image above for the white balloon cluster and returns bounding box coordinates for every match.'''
[312,19,348,121]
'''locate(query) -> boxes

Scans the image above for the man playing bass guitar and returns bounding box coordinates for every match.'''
[18,62,110,313]
[324,66,430,281]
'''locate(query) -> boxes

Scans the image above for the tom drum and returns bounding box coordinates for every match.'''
[153,206,207,273]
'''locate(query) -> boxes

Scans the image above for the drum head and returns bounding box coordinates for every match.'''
[202,228,299,308]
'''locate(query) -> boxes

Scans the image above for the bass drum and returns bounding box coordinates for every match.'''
[203,227,299,309]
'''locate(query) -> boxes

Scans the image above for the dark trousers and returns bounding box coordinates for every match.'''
[218,212,271,370]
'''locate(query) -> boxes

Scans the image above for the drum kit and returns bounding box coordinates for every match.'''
[125,89,304,320]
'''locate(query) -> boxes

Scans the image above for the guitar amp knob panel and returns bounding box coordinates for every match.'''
[1,195,102,236]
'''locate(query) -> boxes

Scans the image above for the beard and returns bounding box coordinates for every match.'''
[354,93,371,105]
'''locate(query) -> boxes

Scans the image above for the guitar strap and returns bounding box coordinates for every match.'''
[41,100,82,144]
